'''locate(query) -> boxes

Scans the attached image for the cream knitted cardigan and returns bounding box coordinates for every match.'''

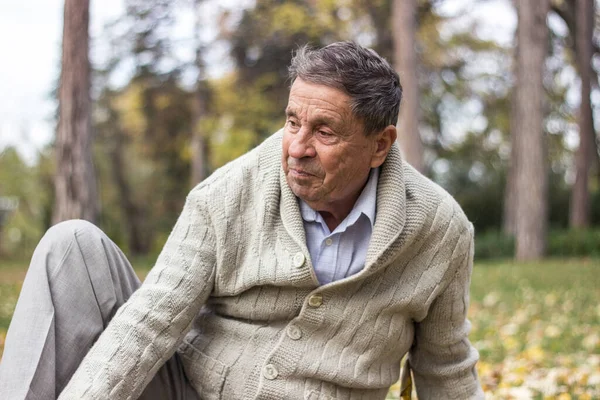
[60,131,483,400]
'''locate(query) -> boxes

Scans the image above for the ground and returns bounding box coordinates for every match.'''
[1,257,598,399]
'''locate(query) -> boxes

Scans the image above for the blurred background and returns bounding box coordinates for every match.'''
[0,0,599,398]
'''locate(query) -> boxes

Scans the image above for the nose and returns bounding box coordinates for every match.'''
[288,127,316,159]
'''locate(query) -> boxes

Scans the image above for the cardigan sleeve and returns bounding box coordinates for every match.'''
[409,223,484,400]
[59,188,217,400]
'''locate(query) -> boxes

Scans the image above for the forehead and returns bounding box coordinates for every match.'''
[286,79,353,121]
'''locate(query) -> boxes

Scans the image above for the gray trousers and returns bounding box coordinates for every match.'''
[0,220,199,400]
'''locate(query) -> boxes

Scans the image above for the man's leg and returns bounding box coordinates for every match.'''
[0,220,197,400]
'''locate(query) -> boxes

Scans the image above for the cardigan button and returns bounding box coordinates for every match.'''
[262,363,279,380]
[293,252,306,268]
[287,324,302,340]
[308,294,323,308]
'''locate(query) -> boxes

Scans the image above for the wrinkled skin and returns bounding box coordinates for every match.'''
[282,79,397,230]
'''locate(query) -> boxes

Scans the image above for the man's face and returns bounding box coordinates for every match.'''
[282,79,383,213]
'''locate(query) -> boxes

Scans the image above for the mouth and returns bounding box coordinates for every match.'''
[290,168,314,178]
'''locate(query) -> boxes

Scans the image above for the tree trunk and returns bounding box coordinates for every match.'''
[392,0,425,174]
[569,0,595,228]
[503,23,520,236]
[53,0,97,224]
[364,1,393,62]
[550,0,600,197]
[514,0,550,260]
[107,126,150,255]
[190,0,210,187]
[190,86,209,187]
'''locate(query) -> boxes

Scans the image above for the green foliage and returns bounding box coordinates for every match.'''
[475,228,600,259]
[93,0,194,254]
[0,148,52,255]
[268,3,319,37]
[204,73,286,169]
[226,0,352,154]
[0,282,21,352]
[434,131,507,232]
[547,228,600,257]
[474,231,515,260]
[94,80,192,254]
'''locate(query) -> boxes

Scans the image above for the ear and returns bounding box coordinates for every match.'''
[370,125,397,168]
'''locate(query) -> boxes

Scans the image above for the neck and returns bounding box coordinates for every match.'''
[312,182,367,232]
[318,210,347,232]
[303,170,375,231]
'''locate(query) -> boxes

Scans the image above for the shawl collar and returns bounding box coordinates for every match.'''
[279,165,310,255]
[364,142,406,270]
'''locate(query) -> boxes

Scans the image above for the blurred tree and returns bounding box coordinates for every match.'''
[569,0,596,228]
[225,0,346,146]
[111,78,193,251]
[53,0,98,224]
[119,0,193,238]
[503,18,520,236]
[410,2,514,234]
[544,0,600,230]
[513,0,550,260]
[95,87,150,255]
[190,0,210,186]
[393,0,425,173]
[550,0,600,170]
[91,0,194,255]
[355,0,393,61]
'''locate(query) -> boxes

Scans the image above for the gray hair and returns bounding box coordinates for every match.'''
[288,41,402,135]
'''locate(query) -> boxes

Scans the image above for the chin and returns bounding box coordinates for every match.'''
[287,176,323,202]
[290,185,315,203]
[291,187,310,200]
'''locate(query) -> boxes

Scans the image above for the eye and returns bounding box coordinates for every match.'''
[318,130,333,137]
[287,119,299,129]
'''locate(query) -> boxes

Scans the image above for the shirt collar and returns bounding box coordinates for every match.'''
[353,167,379,227]
[298,167,379,231]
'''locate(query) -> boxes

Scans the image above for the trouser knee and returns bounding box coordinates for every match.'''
[35,219,108,277]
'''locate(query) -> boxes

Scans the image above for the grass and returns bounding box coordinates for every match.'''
[465,258,599,399]
[1,256,598,399]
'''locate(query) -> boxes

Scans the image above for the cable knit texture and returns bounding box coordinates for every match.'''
[59,130,483,400]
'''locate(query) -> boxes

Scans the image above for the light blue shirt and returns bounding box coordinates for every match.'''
[299,168,379,285]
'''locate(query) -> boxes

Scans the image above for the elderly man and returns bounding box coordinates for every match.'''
[0,42,483,399]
